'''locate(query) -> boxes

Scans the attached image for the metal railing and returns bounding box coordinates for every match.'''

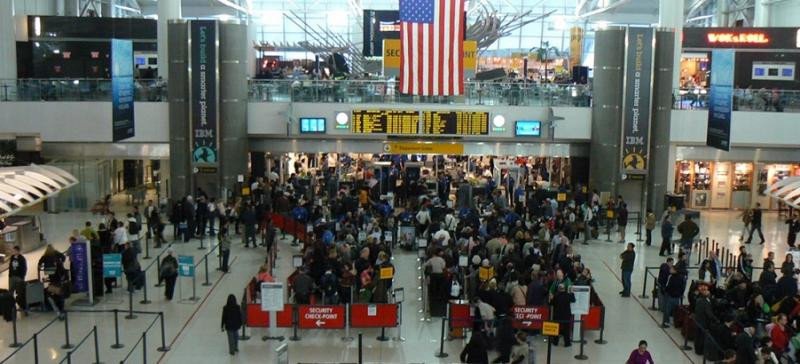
[0,78,166,102]
[248,79,592,107]
[673,87,800,113]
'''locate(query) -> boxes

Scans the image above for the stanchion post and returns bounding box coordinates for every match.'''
[141,331,147,364]
[342,303,353,342]
[393,302,405,342]
[639,268,649,299]
[289,305,300,341]
[140,277,151,304]
[9,309,21,348]
[202,257,211,286]
[190,275,198,301]
[357,333,363,364]
[143,235,151,260]
[636,212,643,242]
[198,234,205,250]
[434,316,449,358]
[126,289,137,319]
[61,311,74,349]
[155,255,164,287]
[574,319,588,360]
[33,333,39,364]
[157,312,170,352]
[111,309,124,349]
[594,306,607,344]
[92,326,102,364]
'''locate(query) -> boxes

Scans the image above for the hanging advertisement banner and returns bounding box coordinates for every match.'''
[189,20,219,167]
[706,50,735,151]
[620,27,655,175]
[111,39,135,142]
[70,240,89,293]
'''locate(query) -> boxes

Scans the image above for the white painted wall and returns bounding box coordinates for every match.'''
[767,0,800,27]
[0,102,169,143]
[670,109,800,147]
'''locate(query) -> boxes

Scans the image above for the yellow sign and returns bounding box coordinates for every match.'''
[383,142,464,155]
[556,193,567,202]
[380,267,394,280]
[478,266,494,282]
[569,27,584,67]
[241,187,251,196]
[383,39,477,71]
[542,321,560,336]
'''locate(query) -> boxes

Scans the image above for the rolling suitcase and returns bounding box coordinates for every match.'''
[25,280,45,310]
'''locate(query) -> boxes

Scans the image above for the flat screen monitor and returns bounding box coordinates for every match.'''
[515,120,541,137]
[299,117,326,133]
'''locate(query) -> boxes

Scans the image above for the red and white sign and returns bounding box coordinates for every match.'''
[350,304,398,328]
[511,306,549,330]
[298,305,345,329]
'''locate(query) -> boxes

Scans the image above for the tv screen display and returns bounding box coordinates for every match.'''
[753,67,765,76]
[515,120,541,137]
[300,117,326,133]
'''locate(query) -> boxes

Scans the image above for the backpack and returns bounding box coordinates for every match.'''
[128,221,140,235]
[321,273,338,296]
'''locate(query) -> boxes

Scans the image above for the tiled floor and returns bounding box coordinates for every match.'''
[0,207,793,363]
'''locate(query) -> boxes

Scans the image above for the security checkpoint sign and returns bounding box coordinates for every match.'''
[298,305,346,329]
[542,321,560,336]
[511,306,549,330]
[102,253,122,278]
[178,255,194,277]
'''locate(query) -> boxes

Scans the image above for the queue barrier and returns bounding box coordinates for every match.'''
[271,213,309,242]
[246,303,294,328]
[349,303,399,328]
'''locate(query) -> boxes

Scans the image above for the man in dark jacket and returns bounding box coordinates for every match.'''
[662,265,684,327]
[735,325,757,364]
[745,202,765,244]
[239,205,257,248]
[121,242,143,292]
[549,284,575,347]
[526,272,548,306]
[677,215,699,262]
[616,203,628,243]
[292,268,314,304]
[620,243,635,297]
[657,257,673,311]
[693,282,717,356]
[8,246,28,314]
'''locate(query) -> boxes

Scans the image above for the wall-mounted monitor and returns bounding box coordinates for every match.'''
[299,117,326,133]
[752,62,795,81]
[515,120,541,137]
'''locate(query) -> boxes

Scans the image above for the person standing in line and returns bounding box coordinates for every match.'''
[661,265,684,328]
[735,324,757,364]
[656,257,673,311]
[620,243,635,297]
[219,225,232,273]
[626,340,655,364]
[459,327,489,364]
[220,294,242,356]
[549,284,575,347]
[8,246,28,315]
[693,283,717,356]
[677,215,699,262]
[617,203,629,244]
[745,203,765,244]
[159,248,178,301]
[644,209,656,247]
[659,213,674,256]
[785,215,800,249]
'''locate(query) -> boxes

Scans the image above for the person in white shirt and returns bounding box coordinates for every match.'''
[433,227,451,246]
[113,221,128,248]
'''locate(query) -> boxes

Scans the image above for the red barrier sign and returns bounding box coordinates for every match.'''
[511,306,549,330]
[246,303,294,328]
[350,303,398,328]
[298,305,346,329]
[449,302,473,329]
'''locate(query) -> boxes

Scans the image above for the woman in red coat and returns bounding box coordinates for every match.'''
[770,313,790,356]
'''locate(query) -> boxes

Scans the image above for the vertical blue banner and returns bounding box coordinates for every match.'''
[70,241,89,293]
[111,39,135,142]
[707,49,734,151]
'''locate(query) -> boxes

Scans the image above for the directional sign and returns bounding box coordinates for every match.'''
[102,253,122,278]
[511,306,549,330]
[298,305,346,329]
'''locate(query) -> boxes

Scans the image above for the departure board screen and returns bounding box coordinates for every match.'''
[351,110,419,134]
[423,111,489,135]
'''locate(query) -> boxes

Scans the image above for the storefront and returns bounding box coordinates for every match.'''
[675,160,800,210]
[681,27,800,91]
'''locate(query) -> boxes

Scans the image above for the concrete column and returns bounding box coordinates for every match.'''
[0,0,16,80]
[219,21,249,197]
[588,28,626,199]
[659,0,683,89]
[157,0,181,79]
[753,0,770,27]
[168,21,190,200]
[714,0,729,26]
[102,0,113,17]
[647,30,676,215]
[246,18,257,78]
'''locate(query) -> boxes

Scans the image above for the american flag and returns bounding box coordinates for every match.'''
[399,0,465,96]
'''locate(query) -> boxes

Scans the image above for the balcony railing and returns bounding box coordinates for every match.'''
[0,78,166,102]
[673,88,800,113]
[247,79,593,107]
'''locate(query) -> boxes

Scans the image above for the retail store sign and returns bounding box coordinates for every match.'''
[298,305,346,329]
[707,32,769,45]
[383,142,464,155]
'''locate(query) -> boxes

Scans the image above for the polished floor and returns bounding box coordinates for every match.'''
[0,205,792,363]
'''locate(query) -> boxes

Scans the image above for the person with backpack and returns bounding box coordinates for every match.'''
[160,249,178,300]
[320,269,340,304]
[126,213,141,255]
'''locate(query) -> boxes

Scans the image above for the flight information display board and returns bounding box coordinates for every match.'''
[351,110,419,134]
[423,111,489,135]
